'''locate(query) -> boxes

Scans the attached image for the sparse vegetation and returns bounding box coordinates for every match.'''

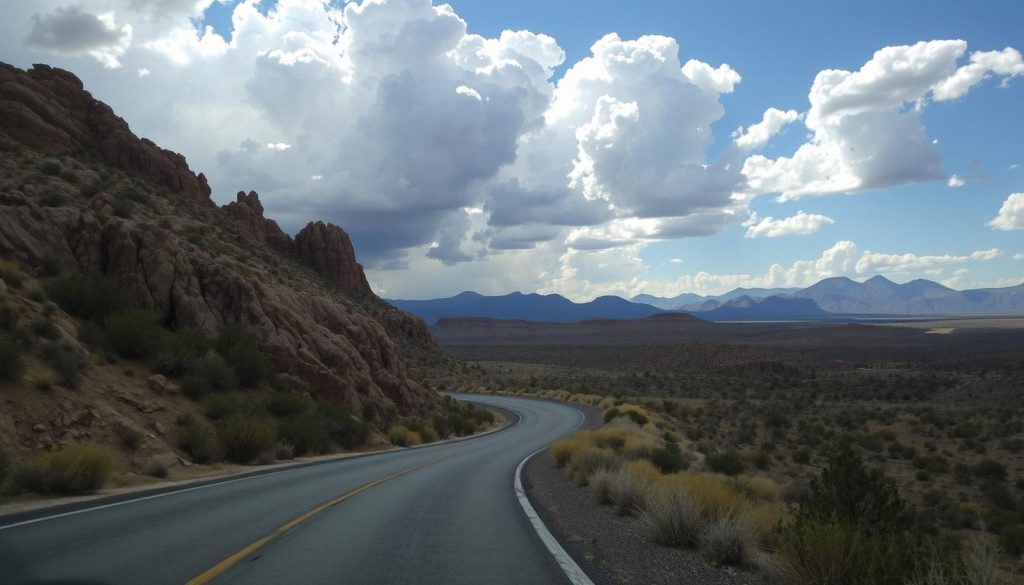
[0,338,25,382]
[11,444,117,495]
[45,275,134,323]
[103,308,166,359]
[220,416,276,464]
[141,460,169,479]
[176,415,222,464]
[388,424,422,447]
[181,355,239,399]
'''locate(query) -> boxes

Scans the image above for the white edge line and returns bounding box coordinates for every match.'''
[514,408,594,585]
[0,397,518,532]
[0,473,261,531]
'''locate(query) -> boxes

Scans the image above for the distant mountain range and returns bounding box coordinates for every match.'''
[389,291,663,325]
[390,276,1024,324]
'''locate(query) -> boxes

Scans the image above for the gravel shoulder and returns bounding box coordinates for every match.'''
[523,407,760,585]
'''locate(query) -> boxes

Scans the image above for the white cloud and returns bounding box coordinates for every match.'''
[669,258,683,264]
[136,67,150,77]
[743,40,1022,201]
[25,5,133,68]
[1014,253,1024,261]
[947,174,965,187]
[734,108,799,150]
[265,143,292,151]
[743,210,834,238]
[988,193,1024,230]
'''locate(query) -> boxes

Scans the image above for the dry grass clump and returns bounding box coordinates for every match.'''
[640,482,703,547]
[569,446,622,486]
[387,424,423,447]
[590,468,616,505]
[701,514,762,567]
[609,461,659,516]
[11,444,118,495]
[741,475,782,503]
[665,473,750,521]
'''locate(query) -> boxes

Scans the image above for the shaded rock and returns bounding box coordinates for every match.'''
[0,63,212,204]
[147,374,179,395]
[295,221,372,295]
[222,190,294,255]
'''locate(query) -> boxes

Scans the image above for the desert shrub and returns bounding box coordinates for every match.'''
[38,159,63,175]
[590,468,616,505]
[278,416,331,456]
[792,447,812,464]
[669,473,749,521]
[743,476,782,503]
[40,341,87,389]
[152,327,210,378]
[320,405,371,450]
[141,461,169,478]
[0,450,9,484]
[30,318,61,340]
[181,355,238,399]
[203,392,260,421]
[972,459,1007,482]
[220,416,276,464]
[641,483,703,547]
[0,339,25,382]
[569,447,622,486]
[775,445,914,584]
[550,439,576,468]
[77,320,104,347]
[176,416,222,464]
[214,323,269,387]
[420,426,440,443]
[648,441,687,474]
[103,309,166,359]
[0,260,25,289]
[115,425,144,451]
[46,276,134,323]
[0,303,19,331]
[266,391,312,417]
[706,450,746,476]
[388,425,422,447]
[702,514,760,567]
[751,450,773,470]
[999,524,1024,556]
[274,442,295,460]
[111,196,133,218]
[14,444,117,495]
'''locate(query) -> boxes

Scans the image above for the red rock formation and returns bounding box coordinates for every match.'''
[294,221,372,295]
[0,63,211,204]
[221,191,294,255]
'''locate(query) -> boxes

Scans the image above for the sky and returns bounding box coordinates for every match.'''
[1,0,1022,300]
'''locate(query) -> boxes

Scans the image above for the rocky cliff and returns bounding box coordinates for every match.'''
[0,62,436,417]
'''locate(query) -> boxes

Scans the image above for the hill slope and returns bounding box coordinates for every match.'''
[795,275,1024,314]
[0,62,442,472]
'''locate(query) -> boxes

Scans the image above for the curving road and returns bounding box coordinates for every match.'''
[0,395,588,585]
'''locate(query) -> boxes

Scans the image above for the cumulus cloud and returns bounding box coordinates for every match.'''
[988,193,1024,230]
[1014,253,1024,261]
[743,210,834,238]
[734,108,800,150]
[744,40,1022,201]
[25,5,133,68]
[947,174,965,187]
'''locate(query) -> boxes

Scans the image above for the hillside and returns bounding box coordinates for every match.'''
[0,63,456,483]
[795,275,1024,314]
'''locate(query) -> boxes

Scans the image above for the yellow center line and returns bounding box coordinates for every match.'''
[185,457,445,585]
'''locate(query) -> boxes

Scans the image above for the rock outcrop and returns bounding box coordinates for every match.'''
[0,63,211,204]
[221,190,294,255]
[0,61,436,414]
[295,221,372,295]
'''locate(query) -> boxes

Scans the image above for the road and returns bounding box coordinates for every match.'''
[0,394,589,585]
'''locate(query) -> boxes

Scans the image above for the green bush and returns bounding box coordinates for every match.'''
[181,355,238,399]
[141,461,169,479]
[320,406,370,450]
[266,391,312,417]
[13,444,117,495]
[649,442,687,474]
[0,260,25,289]
[0,450,9,484]
[152,327,210,378]
[176,416,222,464]
[214,324,269,387]
[202,392,259,421]
[972,459,1007,482]
[30,318,61,340]
[39,341,87,389]
[220,416,276,464]
[0,339,25,382]
[0,303,18,331]
[46,276,135,323]
[278,416,331,456]
[102,308,166,360]
[705,450,746,476]
[1000,524,1024,556]
[115,425,144,451]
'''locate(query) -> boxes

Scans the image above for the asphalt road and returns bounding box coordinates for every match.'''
[0,394,588,585]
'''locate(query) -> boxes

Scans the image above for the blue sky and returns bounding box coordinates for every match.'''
[3,0,1022,299]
